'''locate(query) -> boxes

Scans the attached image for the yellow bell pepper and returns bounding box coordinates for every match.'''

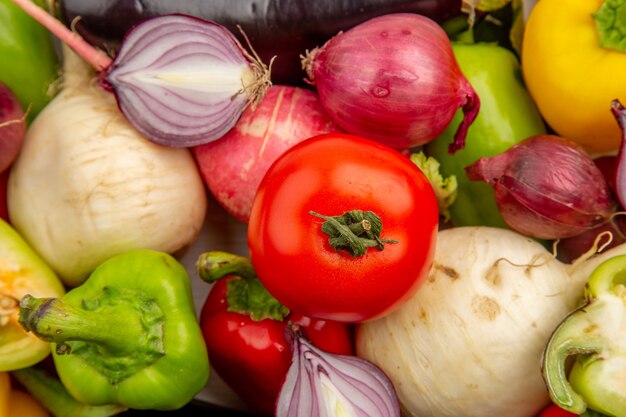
[0,372,50,417]
[522,0,626,154]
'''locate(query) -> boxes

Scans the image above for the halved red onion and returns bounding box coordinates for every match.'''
[10,0,271,148]
[465,135,615,240]
[104,14,270,147]
[276,324,400,417]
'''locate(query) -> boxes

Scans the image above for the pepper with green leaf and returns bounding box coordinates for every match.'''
[18,249,210,411]
[196,251,354,416]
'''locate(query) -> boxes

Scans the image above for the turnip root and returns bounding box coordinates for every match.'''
[356,226,626,417]
[192,85,339,223]
[7,48,207,287]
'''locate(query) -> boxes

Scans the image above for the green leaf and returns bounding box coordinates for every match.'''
[226,277,289,321]
[410,152,458,222]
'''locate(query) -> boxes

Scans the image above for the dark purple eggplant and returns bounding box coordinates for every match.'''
[58,0,463,85]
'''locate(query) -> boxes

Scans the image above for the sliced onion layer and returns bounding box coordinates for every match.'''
[105,14,271,147]
[276,325,400,417]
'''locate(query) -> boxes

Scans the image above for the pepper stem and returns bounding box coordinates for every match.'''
[310,210,398,257]
[594,0,626,53]
[12,367,128,417]
[196,251,289,321]
[19,289,165,383]
[20,295,143,354]
[196,251,257,283]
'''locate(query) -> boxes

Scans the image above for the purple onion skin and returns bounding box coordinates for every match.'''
[305,13,479,152]
[466,135,616,240]
[611,100,626,210]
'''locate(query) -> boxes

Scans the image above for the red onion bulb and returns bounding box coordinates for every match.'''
[303,13,479,152]
[277,325,400,417]
[465,135,615,240]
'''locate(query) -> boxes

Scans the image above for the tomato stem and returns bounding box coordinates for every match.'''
[309,210,398,257]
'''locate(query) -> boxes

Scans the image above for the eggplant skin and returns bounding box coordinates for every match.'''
[59,0,462,85]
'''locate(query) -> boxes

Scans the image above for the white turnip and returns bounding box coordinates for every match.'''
[356,226,626,417]
[8,48,207,287]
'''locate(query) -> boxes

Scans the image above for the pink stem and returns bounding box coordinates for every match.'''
[10,0,113,71]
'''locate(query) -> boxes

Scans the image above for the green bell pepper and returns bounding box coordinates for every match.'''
[543,254,626,417]
[18,249,210,411]
[0,0,59,121]
[425,42,546,228]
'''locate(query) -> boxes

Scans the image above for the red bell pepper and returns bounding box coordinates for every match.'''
[197,251,354,416]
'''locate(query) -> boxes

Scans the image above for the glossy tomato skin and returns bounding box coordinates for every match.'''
[248,133,439,322]
[199,278,354,416]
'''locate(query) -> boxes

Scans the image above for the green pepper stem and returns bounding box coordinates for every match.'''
[195,251,257,283]
[11,367,127,417]
[19,295,157,356]
[594,0,626,53]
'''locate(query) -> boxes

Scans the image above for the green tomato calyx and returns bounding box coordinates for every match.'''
[310,210,398,257]
[594,0,626,53]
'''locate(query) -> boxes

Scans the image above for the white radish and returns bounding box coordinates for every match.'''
[7,48,207,287]
[356,226,626,417]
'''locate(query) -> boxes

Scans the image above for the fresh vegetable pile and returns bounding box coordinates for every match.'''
[2,0,626,416]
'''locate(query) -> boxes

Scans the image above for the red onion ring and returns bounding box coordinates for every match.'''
[276,324,401,417]
[104,14,271,147]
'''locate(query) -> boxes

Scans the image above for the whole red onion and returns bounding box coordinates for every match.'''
[303,13,479,152]
[465,135,615,240]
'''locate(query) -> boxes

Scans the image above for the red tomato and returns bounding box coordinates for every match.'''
[537,404,578,417]
[248,133,439,322]
[0,169,9,223]
[200,278,354,416]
